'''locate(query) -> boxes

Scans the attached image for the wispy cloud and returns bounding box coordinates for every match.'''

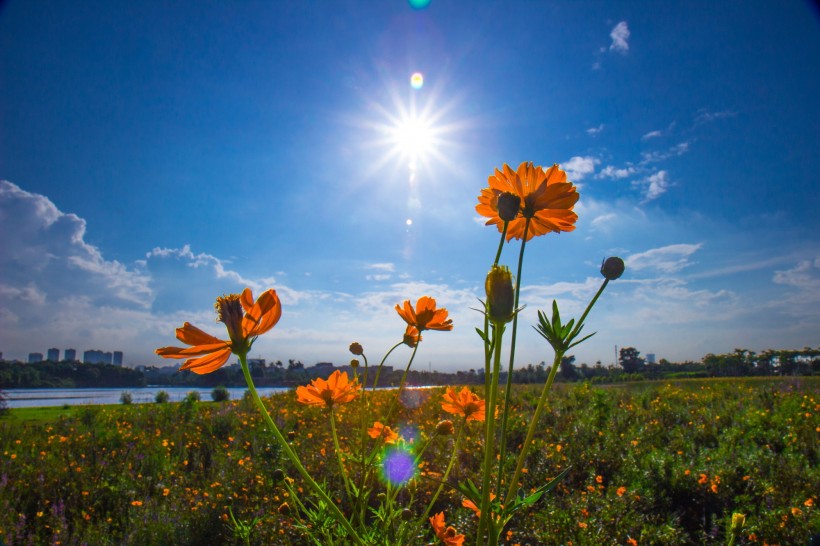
[641,130,663,141]
[561,156,600,181]
[586,124,605,136]
[626,243,703,273]
[609,21,630,53]
[635,170,673,201]
[695,109,737,125]
[640,142,689,164]
[597,165,636,179]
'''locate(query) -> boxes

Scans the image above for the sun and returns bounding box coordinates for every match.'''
[388,115,435,161]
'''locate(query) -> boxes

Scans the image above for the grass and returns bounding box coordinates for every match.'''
[0,378,817,545]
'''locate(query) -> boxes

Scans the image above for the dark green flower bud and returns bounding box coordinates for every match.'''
[497,192,521,222]
[272,468,285,482]
[600,257,625,280]
[401,508,414,521]
[485,265,515,324]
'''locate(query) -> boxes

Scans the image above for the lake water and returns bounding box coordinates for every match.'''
[2,387,290,408]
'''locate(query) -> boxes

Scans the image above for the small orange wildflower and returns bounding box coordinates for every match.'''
[295,370,360,408]
[429,512,464,546]
[368,421,399,444]
[463,494,502,520]
[698,473,709,484]
[617,486,627,497]
[156,288,281,374]
[476,161,579,241]
[441,387,485,421]
[403,325,421,348]
[626,538,638,546]
[395,296,453,333]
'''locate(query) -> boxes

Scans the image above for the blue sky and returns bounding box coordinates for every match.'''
[1,1,818,371]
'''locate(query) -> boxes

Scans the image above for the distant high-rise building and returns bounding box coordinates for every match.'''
[83,349,111,364]
[65,348,76,361]
[646,353,656,364]
[28,352,44,363]
[113,351,123,366]
[47,348,60,362]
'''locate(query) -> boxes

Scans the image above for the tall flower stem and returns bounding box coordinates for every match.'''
[238,353,363,546]
[478,322,504,544]
[493,222,509,266]
[504,349,562,505]
[418,420,466,526]
[496,218,530,495]
[370,341,403,392]
[330,407,353,500]
[382,342,420,425]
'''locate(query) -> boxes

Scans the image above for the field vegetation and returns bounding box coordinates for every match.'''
[0,377,817,545]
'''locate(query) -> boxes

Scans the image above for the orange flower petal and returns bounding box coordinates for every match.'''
[175,322,224,346]
[179,347,232,374]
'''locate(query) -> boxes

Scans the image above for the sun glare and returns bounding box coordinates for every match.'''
[389,116,434,160]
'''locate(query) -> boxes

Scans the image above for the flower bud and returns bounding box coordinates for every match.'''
[349,342,364,355]
[401,508,414,521]
[731,513,746,533]
[350,359,360,368]
[497,192,521,222]
[272,468,285,482]
[435,420,455,436]
[287,431,296,441]
[278,502,290,514]
[485,265,515,324]
[600,257,625,280]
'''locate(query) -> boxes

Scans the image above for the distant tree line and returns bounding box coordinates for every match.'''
[0,360,145,389]
[2,347,818,391]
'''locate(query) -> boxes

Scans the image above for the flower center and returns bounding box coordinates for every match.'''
[215,294,245,347]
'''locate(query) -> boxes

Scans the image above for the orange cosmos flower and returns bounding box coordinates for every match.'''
[368,421,399,444]
[155,288,281,374]
[441,387,485,422]
[429,512,465,546]
[395,296,453,334]
[403,325,421,347]
[476,161,579,241]
[462,493,498,518]
[295,370,360,408]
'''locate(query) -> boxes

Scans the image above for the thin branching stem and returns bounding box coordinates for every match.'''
[238,353,364,546]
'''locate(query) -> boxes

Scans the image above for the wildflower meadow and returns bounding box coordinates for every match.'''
[1,162,818,545]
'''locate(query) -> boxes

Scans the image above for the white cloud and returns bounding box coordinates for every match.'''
[695,110,737,125]
[597,165,636,179]
[586,124,605,136]
[609,21,630,53]
[637,170,672,201]
[626,243,703,273]
[560,156,600,181]
[366,262,395,272]
[641,130,663,141]
[640,142,689,164]
[773,258,820,294]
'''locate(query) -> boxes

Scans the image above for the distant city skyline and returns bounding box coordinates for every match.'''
[12,348,125,366]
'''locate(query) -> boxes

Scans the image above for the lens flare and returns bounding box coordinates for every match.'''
[381,447,416,486]
[410,72,424,90]
[408,0,431,9]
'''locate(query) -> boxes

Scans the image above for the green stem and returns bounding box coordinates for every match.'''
[238,353,363,546]
[418,420,466,526]
[492,222,509,266]
[371,341,403,392]
[477,322,504,544]
[496,218,529,495]
[504,350,563,505]
[330,407,353,500]
[569,279,609,341]
[382,342,420,425]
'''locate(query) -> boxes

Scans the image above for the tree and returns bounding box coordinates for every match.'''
[619,347,644,373]
[559,355,578,381]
